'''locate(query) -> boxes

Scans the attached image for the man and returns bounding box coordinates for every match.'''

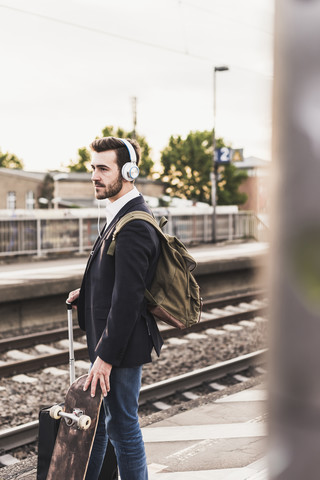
[67,136,163,480]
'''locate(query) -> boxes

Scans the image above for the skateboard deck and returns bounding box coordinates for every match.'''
[46,374,103,480]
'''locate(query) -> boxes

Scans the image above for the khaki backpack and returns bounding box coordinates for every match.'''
[107,211,202,329]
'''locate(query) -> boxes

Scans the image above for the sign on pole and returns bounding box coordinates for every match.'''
[230,148,244,162]
[214,147,231,164]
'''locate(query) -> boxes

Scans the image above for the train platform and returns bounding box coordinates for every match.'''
[0,239,268,333]
[0,379,268,479]
[143,381,268,479]
[0,240,268,288]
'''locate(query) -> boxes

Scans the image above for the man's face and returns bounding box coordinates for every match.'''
[91,150,123,201]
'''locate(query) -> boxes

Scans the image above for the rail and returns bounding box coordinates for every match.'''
[0,349,267,452]
[0,299,268,378]
[0,209,268,257]
[0,289,266,353]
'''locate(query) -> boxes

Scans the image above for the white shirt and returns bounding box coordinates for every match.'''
[105,186,140,226]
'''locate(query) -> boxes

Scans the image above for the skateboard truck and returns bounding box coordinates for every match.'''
[49,404,91,431]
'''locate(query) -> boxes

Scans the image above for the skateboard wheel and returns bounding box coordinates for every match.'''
[78,414,91,430]
[50,405,63,420]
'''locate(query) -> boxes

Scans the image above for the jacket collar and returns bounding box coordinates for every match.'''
[103,194,146,238]
[105,186,140,226]
[84,195,147,273]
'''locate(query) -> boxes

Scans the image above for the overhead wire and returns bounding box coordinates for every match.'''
[0,3,273,77]
[177,0,189,55]
[178,0,273,37]
[0,4,213,61]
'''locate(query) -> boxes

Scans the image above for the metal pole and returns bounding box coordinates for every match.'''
[211,67,217,243]
[79,217,83,254]
[132,96,137,139]
[36,218,41,257]
[211,66,229,243]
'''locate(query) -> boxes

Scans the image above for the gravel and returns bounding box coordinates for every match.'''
[0,318,268,433]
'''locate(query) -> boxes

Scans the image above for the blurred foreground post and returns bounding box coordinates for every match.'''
[270,1,320,479]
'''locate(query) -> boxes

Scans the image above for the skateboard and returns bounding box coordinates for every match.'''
[46,374,103,480]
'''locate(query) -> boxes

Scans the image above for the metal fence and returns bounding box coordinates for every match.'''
[0,210,268,257]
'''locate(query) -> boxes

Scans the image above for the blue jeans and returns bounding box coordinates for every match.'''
[85,366,148,480]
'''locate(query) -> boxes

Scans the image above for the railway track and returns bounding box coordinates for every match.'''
[0,290,266,350]
[0,290,268,378]
[0,348,267,454]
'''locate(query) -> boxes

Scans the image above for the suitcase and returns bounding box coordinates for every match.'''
[37,301,118,480]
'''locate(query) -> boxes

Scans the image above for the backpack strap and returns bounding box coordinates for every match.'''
[106,211,167,256]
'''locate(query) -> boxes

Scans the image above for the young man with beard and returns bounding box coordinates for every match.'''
[67,137,163,480]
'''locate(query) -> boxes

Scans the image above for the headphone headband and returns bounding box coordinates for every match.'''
[117,138,137,164]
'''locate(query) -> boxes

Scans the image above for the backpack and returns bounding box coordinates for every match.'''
[107,211,202,329]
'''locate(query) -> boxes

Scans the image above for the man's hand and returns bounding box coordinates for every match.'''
[83,357,112,398]
[67,288,80,308]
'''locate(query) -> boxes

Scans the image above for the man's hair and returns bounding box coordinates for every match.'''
[90,137,141,172]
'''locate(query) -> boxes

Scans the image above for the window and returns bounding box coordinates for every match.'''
[26,190,35,210]
[7,191,16,210]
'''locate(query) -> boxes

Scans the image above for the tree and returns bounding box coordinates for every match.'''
[160,129,247,206]
[0,149,24,169]
[38,173,54,208]
[68,147,91,172]
[160,130,221,203]
[66,126,154,177]
[217,163,248,205]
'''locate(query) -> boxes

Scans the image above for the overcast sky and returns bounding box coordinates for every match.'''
[0,0,274,172]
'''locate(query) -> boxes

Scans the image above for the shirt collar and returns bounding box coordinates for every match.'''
[105,186,140,226]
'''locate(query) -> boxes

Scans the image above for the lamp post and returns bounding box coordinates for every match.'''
[212,65,229,242]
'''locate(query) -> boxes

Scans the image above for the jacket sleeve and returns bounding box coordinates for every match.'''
[95,220,158,366]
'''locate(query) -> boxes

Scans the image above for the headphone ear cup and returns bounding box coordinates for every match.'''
[122,162,140,181]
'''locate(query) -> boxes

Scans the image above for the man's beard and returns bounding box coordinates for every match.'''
[94,173,123,200]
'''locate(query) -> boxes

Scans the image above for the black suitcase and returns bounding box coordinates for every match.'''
[37,409,117,480]
[36,302,118,480]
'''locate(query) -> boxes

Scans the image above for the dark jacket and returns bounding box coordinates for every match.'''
[77,195,163,367]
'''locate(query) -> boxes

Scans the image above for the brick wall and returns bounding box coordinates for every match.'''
[0,172,42,209]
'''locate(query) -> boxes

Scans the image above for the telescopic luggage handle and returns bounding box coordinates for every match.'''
[66,301,75,385]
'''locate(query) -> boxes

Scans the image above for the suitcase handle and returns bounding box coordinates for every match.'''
[66,301,75,384]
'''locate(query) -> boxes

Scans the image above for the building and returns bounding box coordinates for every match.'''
[0,168,44,210]
[51,172,165,208]
[0,158,268,213]
[234,156,270,213]
[0,168,165,211]
[51,172,94,208]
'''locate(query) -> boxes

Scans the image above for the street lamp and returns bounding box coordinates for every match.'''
[212,65,229,242]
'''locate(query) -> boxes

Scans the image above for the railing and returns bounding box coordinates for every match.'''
[161,210,269,244]
[0,209,268,257]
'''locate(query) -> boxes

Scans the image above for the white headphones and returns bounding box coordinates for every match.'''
[117,138,140,181]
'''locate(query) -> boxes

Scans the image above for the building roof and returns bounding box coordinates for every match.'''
[234,156,270,169]
[50,171,91,181]
[54,197,96,208]
[0,167,45,181]
[49,171,163,185]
